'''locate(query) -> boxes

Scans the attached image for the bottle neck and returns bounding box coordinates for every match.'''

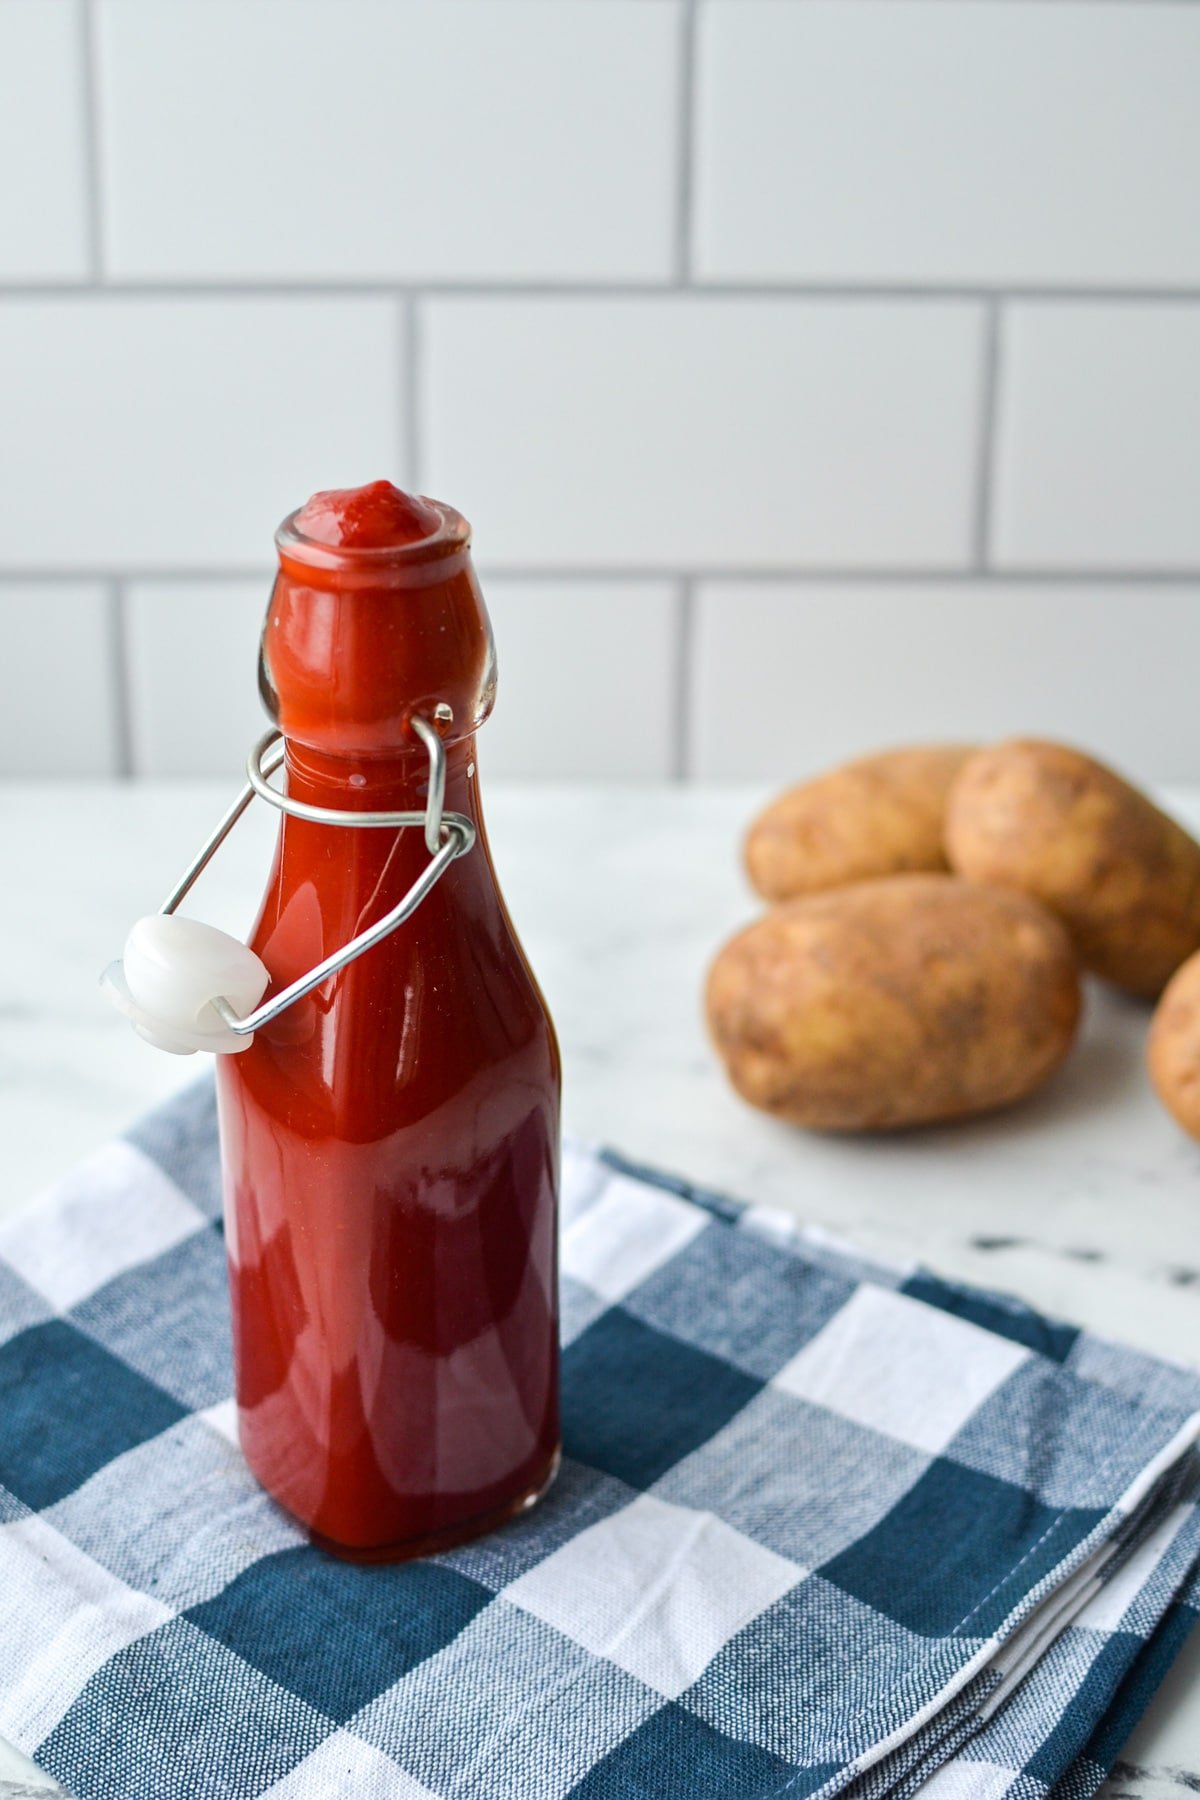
[283,734,483,824]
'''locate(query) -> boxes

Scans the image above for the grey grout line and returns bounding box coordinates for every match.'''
[672,578,696,781]
[972,301,1003,571]
[4,279,1200,305]
[672,0,699,285]
[76,0,104,280]
[107,583,134,778]
[2,569,275,583]
[472,566,1200,588]
[6,567,1200,587]
[401,294,420,490]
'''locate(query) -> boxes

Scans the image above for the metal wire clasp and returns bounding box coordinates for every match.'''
[159,715,475,1039]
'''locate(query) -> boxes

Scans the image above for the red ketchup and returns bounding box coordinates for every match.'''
[215,481,561,1561]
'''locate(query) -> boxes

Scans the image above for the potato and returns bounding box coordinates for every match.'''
[1148,950,1200,1138]
[945,739,1200,998]
[706,874,1080,1131]
[745,744,976,903]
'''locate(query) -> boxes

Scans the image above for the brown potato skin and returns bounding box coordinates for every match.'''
[706,874,1081,1131]
[746,745,977,903]
[1148,950,1200,1138]
[944,739,1200,999]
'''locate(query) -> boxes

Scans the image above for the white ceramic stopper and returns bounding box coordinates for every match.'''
[101,914,270,1055]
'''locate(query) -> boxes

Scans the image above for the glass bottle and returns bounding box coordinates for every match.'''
[214,480,561,1562]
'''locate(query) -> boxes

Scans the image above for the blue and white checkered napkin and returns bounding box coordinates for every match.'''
[1,1081,1199,1800]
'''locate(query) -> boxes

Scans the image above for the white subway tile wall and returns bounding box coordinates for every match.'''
[694,3,1200,288]
[691,585,1200,784]
[0,587,118,777]
[0,4,90,281]
[424,298,983,569]
[0,298,402,570]
[125,577,681,781]
[481,582,680,780]
[95,1,680,282]
[124,583,271,778]
[991,305,1200,572]
[1,0,1198,782]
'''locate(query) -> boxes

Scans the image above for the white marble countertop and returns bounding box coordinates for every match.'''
[1,778,1198,1799]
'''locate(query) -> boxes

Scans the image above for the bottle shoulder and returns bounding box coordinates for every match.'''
[230,823,559,1142]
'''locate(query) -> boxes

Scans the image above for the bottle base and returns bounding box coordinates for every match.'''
[305,1446,562,1565]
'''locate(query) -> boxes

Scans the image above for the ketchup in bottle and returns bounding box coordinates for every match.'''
[214,480,561,1562]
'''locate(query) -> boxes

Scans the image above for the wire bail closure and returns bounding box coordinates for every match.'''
[102,715,476,1053]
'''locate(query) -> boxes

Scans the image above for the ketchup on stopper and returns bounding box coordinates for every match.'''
[216,481,561,1561]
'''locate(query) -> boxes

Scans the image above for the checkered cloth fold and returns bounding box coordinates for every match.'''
[0,1080,1197,1800]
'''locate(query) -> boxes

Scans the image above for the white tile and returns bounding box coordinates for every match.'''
[126,581,273,776]
[0,1141,207,1312]
[992,304,1200,571]
[0,585,118,775]
[0,2,89,279]
[127,576,677,780]
[0,299,401,570]
[505,1493,800,1699]
[560,1173,706,1306]
[97,0,679,281]
[424,299,982,569]
[480,580,678,779]
[695,2,1200,288]
[690,582,1200,784]
[773,1286,1028,1458]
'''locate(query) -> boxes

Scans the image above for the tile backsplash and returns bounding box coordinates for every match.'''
[3,0,1198,783]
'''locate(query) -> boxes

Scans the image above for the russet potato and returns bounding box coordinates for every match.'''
[1148,949,1200,1139]
[706,874,1081,1131]
[745,744,976,903]
[945,739,1200,998]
